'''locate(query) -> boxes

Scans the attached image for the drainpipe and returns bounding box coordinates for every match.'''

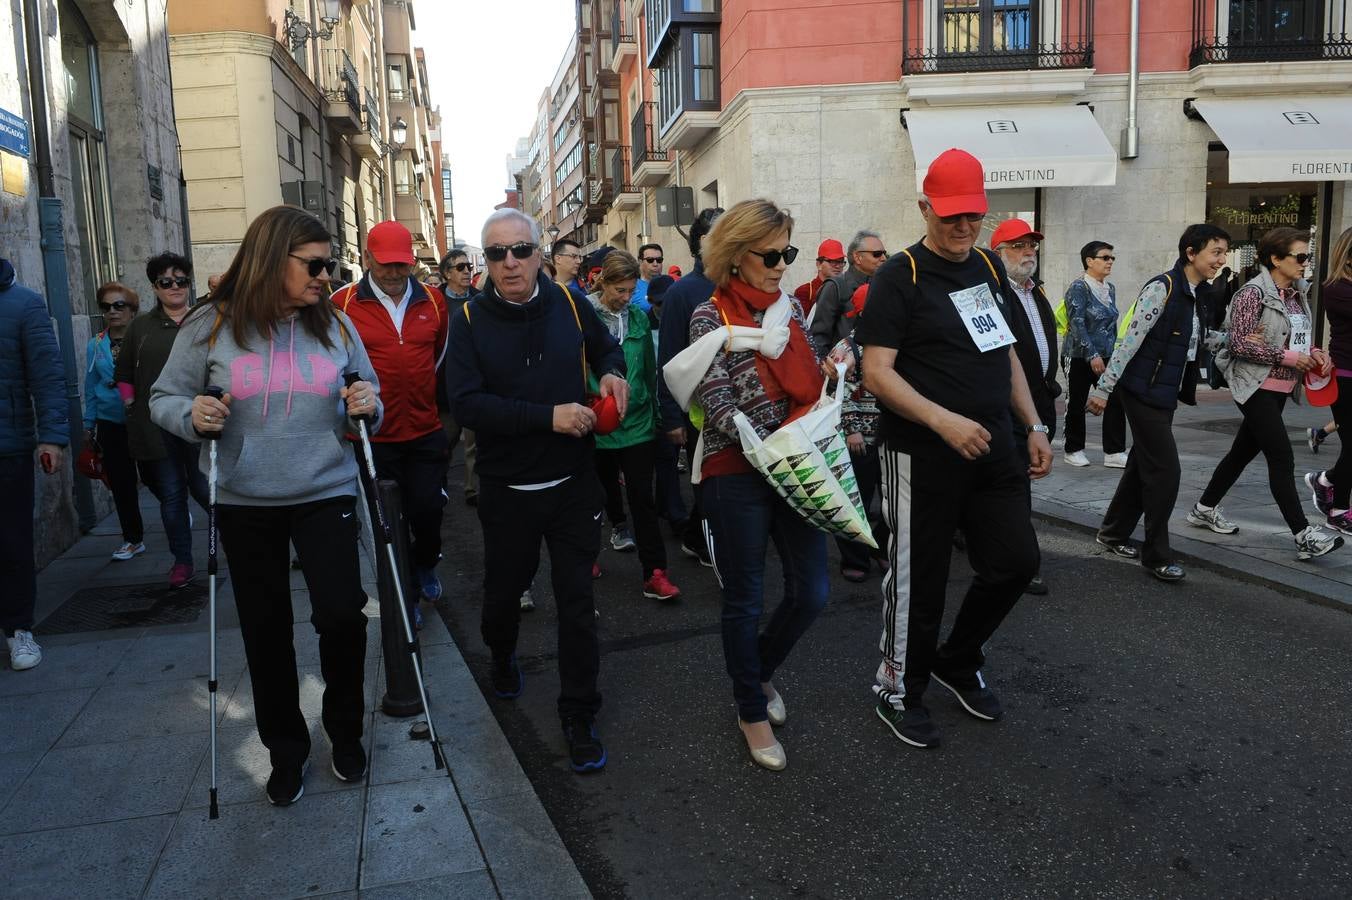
[23,0,96,530]
[1120,0,1141,159]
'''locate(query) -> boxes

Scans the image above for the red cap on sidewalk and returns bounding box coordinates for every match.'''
[989,218,1044,249]
[367,221,416,265]
[922,149,988,217]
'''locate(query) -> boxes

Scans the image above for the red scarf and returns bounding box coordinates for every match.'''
[715,277,823,423]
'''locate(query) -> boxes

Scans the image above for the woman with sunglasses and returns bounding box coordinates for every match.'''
[150,205,381,805]
[687,199,830,771]
[84,283,146,561]
[1062,241,1127,469]
[115,252,209,588]
[1190,227,1342,560]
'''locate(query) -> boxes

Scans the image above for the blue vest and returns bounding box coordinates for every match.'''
[1118,264,1195,410]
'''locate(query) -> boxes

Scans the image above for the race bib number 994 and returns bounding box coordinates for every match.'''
[949,284,1017,353]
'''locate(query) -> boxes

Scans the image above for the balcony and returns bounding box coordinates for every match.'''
[630,101,671,186]
[353,88,382,160]
[320,49,362,134]
[609,146,640,211]
[900,0,1093,75]
[1190,0,1352,66]
[611,2,638,72]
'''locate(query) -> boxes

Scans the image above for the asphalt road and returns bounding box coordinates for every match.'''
[433,469,1352,899]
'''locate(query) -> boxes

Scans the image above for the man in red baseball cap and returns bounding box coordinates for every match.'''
[332,221,450,621]
[852,147,1051,750]
[794,238,847,319]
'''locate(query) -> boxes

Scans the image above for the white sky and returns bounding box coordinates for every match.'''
[416,1,576,249]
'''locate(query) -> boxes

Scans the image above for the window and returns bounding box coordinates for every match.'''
[554,142,583,186]
[942,0,1034,56]
[394,158,412,195]
[61,0,116,304]
[655,29,720,130]
[692,32,716,101]
[1226,0,1330,59]
[388,63,406,101]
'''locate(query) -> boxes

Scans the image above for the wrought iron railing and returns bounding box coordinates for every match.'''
[363,88,380,137]
[1191,0,1352,66]
[610,146,634,195]
[901,0,1092,74]
[320,49,361,116]
[613,0,636,46]
[630,101,668,169]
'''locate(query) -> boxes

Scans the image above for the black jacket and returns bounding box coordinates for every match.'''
[1004,276,1061,439]
[446,272,624,484]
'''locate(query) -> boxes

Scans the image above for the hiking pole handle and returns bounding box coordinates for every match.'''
[202,385,225,442]
[344,371,375,424]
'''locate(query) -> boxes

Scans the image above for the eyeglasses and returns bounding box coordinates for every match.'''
[98,300,132,312]
[861,249,888,260]
[1008,240,1041,252]
[554,251,582,261]
[446,262,473,273]
[485,242,538,262]
[819,257,847,265]
[642,256,663,264]
[1287,252,1312,265]
[289,255,338,278]
[155,277,191,289]
[746,246,799,268]
[1094,255,1116,262]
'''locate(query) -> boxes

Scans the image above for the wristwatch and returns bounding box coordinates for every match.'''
[1026,424,1050,436]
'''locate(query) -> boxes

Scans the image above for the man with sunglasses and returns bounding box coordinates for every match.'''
[810,229,887,355]
[794,238,847,321]
[629,243,664,314]
[855,148,1050,750]
[332,221,451,611]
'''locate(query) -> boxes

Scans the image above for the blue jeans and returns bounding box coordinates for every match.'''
[702,471,829,723]
[139,429,209,565]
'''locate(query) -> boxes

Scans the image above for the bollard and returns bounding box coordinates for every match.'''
[374,478,424,717]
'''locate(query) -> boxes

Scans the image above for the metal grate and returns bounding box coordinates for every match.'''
[34,579,222,635]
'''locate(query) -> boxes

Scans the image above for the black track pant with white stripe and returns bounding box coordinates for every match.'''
[874,446,1039,710]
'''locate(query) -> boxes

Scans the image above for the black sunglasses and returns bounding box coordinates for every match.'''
[1095,255,1116,262]
[484,242,538,262]
[862,249,889,259]
[155,276,191,289]
[1287,252,1312,265]
[642,256,663,264]
[747,246,799,268]
[98,300,132,312]
[819,257,847,265]
[289,254,338,278]
[446,262,473,273]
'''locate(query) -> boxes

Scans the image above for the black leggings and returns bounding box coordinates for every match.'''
[1200,390,1307,534]
[595,440,667,577]
[1327,375,1352,510]
[95,420,144,544]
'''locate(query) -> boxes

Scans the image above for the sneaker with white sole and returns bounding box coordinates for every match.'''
[111,541,145,561]
[1103,452,1128,469]
[1327,510,1352,537]
[1186,503,1239,534]
[1295,525,1343,561]
[1306,472,1335,516]
[6,630,42,670]
[610,525,636,552]
[1063,450,1090,467]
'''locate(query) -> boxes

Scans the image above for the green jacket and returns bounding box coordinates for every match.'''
[114,303,190,460]
[586,294,657,450]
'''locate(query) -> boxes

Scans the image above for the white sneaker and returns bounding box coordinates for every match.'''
[1063,450,1090,468]
[7,630,42,670]
[1186,503,1239,534]
[111,541,146,561]
[519,590,535,612]
[1295,525,1344,561]
[1103,452,1129,469]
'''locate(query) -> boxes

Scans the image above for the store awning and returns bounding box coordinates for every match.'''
[905,104,1117,192]
[1191,96,1352,184]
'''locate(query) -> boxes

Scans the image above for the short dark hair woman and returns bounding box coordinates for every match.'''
[1062,240,1126,468]
[1189,226,1341,560]
[84,283,144,561]
[150,206,382,805]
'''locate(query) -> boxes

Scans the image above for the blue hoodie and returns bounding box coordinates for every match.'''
[84,330,126,428]
[0,259,68,455]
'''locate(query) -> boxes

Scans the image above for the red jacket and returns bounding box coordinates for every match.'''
[793,276,825,318]
[332,275,449,443]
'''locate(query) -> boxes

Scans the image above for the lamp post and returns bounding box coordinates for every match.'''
[283,0,341,51]
[546,224,560,252]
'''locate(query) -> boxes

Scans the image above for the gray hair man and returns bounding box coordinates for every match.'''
[809,229,887,354]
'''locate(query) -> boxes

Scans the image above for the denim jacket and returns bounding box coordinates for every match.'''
[1062,276,1118,362]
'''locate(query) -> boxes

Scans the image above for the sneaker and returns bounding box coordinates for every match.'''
[841,567,868,583]
[266,762,306,806]
[1295,525,1343,561]
[1309,427,1326,453]
[111,541,145,561]
[642,569,681,601]
[1149,563,1186,582]
[874,702,940,749]
[490,652,524,699]
[7,630,42,671]
[931,671,1004,721]
[610,525,636,552]
[1023,574,1049,596]
[680,534,713,567]
[520,589,536,612]
[1103,452,1129,469]
[591,562,602,579]
[1327,510,1352,537]
[1095,535,1140,559]
[416,567,442,603]
[411,605,424,631]
[1186,503,1239,535]
[1306,472,1335,515]
[562,717,607,772]
[1063,450,1090,467]
[330,742,367,782]
[168,563,194,589]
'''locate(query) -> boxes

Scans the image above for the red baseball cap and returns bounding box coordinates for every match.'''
[367,221,416,265]
[989,218,1044,250]
[1306,369,1339,407]
[817,239,845,260]
[922,148,988,217]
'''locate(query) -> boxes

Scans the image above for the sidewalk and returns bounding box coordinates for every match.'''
[0,493,590,899]
[1033,387,1351,605]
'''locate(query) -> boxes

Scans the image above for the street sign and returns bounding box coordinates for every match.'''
[655,186,695,227]
[0,107,31,158]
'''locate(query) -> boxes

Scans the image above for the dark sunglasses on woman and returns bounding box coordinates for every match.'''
[289,254,339,278]
[1288,252,1312,265]
[155,276,191,289]
[98,300,131,312]
[484,242,538,262]
[747,246,799,268]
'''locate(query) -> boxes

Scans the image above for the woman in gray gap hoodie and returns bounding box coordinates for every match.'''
[150,206,382,806]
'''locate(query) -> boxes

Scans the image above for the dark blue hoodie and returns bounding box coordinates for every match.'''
[446,271,625,484]
[0,259,68,455]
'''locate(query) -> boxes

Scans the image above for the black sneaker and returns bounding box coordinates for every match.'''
[490,652,523,699]
[562,717,608,772]
[874,702,941,749]
[680,534,713,568]
[266,762,306,806]
[1023,574,1049,596]
[331,742,367,783]
[1095,535,1140,559]
[931,671,1004,721]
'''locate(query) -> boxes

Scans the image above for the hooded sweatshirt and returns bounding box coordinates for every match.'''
[148,303,382,507]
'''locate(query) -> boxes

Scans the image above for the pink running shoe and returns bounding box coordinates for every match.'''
[168,563,195,589]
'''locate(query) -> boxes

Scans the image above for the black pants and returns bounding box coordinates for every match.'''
[218,496,369,768]
[874,447,1038,709]
[1064,358,1127,454]
[95,420,144,544]
[1099,392,1180,568]
[478,472,603,721]
[370,429,449,570]
[0,454,36,634]
[682,423,706,550]
[1200,390,1307,534]
[1328,375,1352,509]
[595,440,667,577]
[652,435,688,525]
[837,443,890,571]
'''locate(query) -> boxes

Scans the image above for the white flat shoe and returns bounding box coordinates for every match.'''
[763,683,786,726]
[738,717,786,771]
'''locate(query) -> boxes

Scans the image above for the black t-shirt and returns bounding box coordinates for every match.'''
[853,240,1016,459]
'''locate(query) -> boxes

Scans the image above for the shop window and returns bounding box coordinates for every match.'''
[1205,146,1319,281]
[978,188,1039,250]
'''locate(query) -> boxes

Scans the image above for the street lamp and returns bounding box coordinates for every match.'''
[283,0,341,52]
[546,224,560,246]
[390,116,408,148]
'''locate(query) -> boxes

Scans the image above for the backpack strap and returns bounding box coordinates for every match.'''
[973,248,1003,293]
[900,249,918,285]
[334,282,359,314]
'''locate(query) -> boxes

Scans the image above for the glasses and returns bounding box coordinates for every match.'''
[819,257,847,265]
[642,256,663,264]
[1008,240,1040,252]
[98,300,132,312]
[861,249,888,260]
[1287,252,1312,265]
[289,255,338,278]
[1094,255,1116,262]
[746,246,799,268]
[446,262,473,273]
[485,242,538,262]
[554,251,582,261]
[155,277,191,289]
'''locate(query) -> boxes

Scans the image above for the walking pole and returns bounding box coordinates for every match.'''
[344,373,447,771]
[203,385,224,819]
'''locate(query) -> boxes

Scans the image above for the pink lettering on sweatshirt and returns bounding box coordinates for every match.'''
[230,353,339,400]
